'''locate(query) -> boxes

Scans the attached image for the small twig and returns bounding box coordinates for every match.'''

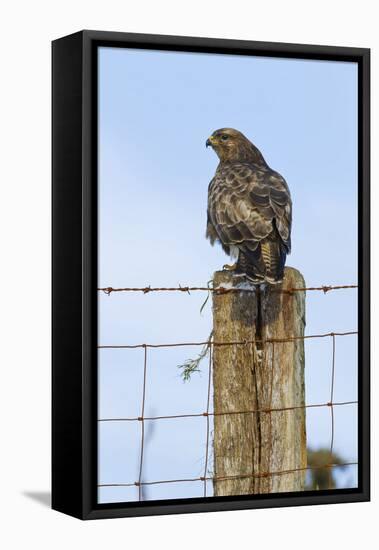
[200,279,214,315]
[178,331,213,382]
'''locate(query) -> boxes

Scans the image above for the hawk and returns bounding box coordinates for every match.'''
[206,128,292,284]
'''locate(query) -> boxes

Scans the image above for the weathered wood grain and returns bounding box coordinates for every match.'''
[212,267,306,496]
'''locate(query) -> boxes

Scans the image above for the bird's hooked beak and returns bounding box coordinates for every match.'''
[206,136,214,148]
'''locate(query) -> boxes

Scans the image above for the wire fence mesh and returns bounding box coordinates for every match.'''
[97,282,358,500]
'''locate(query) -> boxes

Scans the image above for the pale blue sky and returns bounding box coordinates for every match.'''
[97,47,358,503]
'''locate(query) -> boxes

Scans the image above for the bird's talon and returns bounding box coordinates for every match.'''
[223,263,237,271]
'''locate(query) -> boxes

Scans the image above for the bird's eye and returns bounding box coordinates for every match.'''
[221,135,229,141]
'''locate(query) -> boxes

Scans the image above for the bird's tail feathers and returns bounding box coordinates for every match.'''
[236,238,286,284]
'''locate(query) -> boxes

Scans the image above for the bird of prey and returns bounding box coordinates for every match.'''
[206,128,292,284]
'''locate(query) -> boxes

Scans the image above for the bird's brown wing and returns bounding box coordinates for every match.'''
[266,170,292,252]
[207,163,292,254]
[206,178,231,255]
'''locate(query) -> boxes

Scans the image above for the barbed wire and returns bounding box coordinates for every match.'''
[99,283,358,296]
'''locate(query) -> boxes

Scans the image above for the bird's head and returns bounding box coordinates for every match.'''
[206,128,266,165]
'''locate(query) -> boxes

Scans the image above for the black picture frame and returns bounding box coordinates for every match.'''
[52,30,370,520]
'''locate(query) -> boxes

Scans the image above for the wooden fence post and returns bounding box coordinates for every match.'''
[212,266,307,496]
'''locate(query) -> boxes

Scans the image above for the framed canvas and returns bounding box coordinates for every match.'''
[52,30,370,520]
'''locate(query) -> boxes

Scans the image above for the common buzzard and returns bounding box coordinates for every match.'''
[206,128,292,284]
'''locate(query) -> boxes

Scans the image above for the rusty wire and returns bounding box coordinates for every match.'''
[328,334,337,489]
[99,331,358,493]
[99,400,357,423]
[99,283,357,296]
[136,345,148,500]
[203,344,212,497]
[98,284,358,497]
[99,461,358,488]
[98,330,357,350]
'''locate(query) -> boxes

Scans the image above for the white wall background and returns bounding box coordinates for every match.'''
[0,1,376,548]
